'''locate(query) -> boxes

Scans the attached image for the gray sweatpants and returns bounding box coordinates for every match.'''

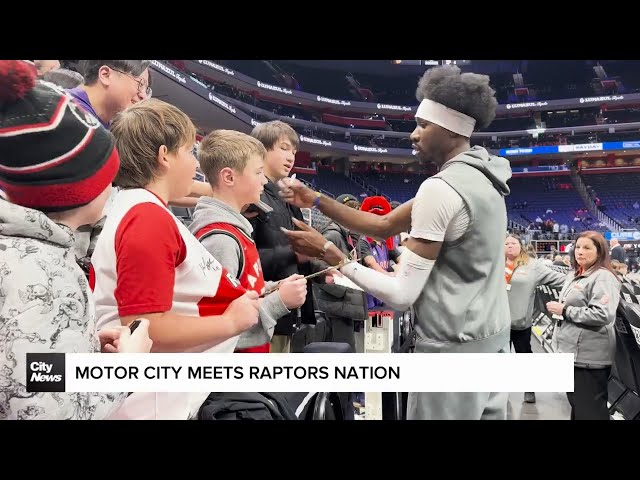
[406,342,510,420]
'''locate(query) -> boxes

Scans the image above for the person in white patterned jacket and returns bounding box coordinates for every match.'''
[0,60,152,420]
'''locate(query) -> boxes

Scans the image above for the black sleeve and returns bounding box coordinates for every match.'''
[258,245,297,281]
[357,237,373,259]
[249,214,297,280]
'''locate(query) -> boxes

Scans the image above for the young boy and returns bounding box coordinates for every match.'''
[249,121,324,352]
[188,130,307,353]
[90,100,260,420]
[0,60,152,420]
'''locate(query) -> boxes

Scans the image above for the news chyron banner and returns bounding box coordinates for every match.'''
[27,353,574,393]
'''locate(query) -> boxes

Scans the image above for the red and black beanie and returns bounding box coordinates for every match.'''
[0,60,120,212]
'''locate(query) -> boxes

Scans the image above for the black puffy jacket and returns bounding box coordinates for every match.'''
[250,179,316,335]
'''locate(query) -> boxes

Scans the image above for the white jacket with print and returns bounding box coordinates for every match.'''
[0,200,126,420]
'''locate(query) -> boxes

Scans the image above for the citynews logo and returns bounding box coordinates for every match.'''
[26,353,65,393]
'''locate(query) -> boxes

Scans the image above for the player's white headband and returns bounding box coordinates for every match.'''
[415,98,476,138]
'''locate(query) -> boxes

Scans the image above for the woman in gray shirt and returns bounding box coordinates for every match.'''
[505,234,566,404]
[547,231,620,420]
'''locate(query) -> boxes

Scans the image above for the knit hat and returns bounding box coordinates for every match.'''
[0,60,119,212]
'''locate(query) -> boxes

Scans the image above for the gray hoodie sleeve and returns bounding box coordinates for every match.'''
[200,234,241,278]
[199,233,289,333]
[565,275,620,327]
[535,261,567,290]
[261,281,292,326]
[260,291,290,336]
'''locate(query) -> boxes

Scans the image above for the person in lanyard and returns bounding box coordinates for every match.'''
[504,234,566,404]
[546,231,620,420]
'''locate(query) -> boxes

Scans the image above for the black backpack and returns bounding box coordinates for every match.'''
[198,392,298,420]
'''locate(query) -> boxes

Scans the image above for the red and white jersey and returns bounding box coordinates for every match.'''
[91,188,245,420]
[195,222,266,305]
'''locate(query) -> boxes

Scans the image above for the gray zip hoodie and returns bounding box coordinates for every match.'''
[408,146,513,421]
[552,267,620,367]
[413,146,512,353]
[507,258,567,330]
[188,197,289,350]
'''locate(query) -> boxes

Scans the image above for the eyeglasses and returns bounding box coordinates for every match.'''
[112,68,152,98]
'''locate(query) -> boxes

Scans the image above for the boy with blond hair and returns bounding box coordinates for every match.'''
[91,101,260,420]
[189,130,307,353]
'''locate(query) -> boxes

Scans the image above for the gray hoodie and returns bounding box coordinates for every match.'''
[413,146,513,353]
[188,197,289,350]
[408,146,513,420]
[507,258,567,330]
[0,199,127,419]
[552,267,620,368]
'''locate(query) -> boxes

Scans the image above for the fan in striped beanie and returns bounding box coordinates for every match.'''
[0,60,120,212]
